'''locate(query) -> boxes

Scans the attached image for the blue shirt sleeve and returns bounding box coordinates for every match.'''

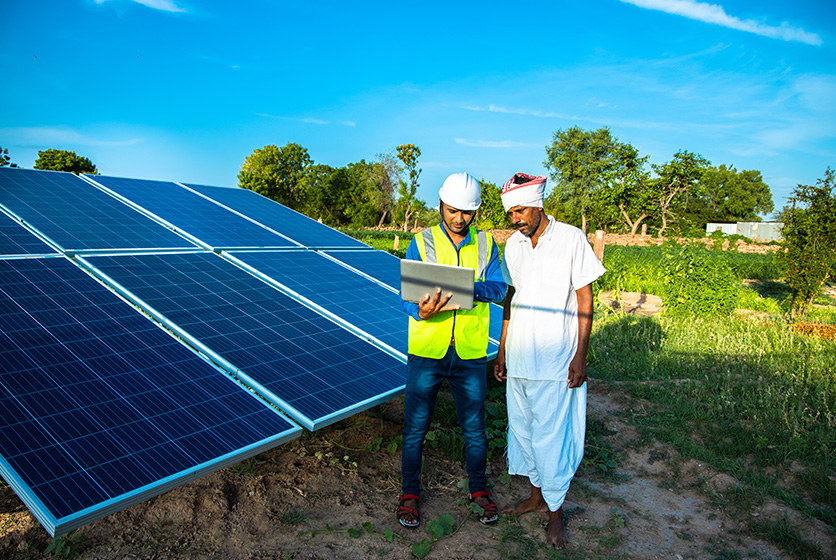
[474,241,507,303]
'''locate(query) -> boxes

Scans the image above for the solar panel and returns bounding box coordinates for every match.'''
[0,257,300,537]
[227,250,406,356]
[80,251,406,430]
[182,183,370,249]
[0,168,199,252]
[323,249,402,288]
[0,210,57,256]
[86,175,298,250]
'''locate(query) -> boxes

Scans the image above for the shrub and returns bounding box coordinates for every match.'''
[662,244,739,317]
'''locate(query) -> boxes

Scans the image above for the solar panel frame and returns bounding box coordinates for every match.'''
[0,168,199,253]
[0,257,301,537]
[77,252,406,431]
[180,183,371,250]
[84,175,299,251]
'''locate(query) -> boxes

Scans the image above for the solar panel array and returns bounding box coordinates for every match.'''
[0,167,503,537]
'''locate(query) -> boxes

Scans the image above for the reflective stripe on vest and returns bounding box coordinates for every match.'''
[408,225,492,360]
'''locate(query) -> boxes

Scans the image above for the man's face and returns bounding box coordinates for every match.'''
[507,205,543,238]
[440,202,475,235]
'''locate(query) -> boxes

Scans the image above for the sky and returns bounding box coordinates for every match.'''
[2,0,835,218]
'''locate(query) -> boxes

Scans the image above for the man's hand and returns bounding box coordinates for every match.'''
[493,349,507,382]
[566,353,587,388]
[417,288,458,320]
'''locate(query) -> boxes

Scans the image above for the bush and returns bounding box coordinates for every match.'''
[662,244,739,318]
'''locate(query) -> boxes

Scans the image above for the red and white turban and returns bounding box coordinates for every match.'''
[501,173,547,212]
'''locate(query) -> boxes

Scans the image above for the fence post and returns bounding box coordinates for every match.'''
[593,230,606,261]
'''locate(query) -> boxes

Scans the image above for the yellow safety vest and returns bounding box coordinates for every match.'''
[408,224,493,359]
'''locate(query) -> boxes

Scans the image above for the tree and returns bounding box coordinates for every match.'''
[544,126,620,233]
[777,167,836,317]
[475,179,509,230]
[650,150,710,238]
[395,144,421,232]
[238,143,312,208]
[33,149,97,175]
[684,165,774,226]
[598,141,652,235]
[1,147,18,168]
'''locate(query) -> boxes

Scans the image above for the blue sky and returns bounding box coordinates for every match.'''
[2,0,834,218]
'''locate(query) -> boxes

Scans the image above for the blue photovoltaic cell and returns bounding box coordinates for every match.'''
[0,257,300,536]
[229,251,406,354]
[0,211,56,256]
[324,249,401,288]
[83,252,405,429]
[0,169,196,252]
[0,168,197,252]
[325,249,503,354]
[88,175,297,249]
[183,183,370,249]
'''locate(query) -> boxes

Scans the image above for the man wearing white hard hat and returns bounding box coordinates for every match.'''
[493,173,605,548]
[397,172,506,528]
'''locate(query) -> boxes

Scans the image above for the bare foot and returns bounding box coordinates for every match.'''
[502,483,550,515]
[505,495,549,515]
[546,508,567,549]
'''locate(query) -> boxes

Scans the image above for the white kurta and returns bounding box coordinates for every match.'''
[500,216,605,511]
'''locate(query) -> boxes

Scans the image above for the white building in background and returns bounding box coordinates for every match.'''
[705,222,783,241]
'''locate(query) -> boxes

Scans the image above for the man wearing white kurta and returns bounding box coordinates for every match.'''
[493,173,605,548]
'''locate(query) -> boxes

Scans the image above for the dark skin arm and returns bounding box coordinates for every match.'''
[492,286,513,382]
[493,284,594,388]
[568,284,594,388]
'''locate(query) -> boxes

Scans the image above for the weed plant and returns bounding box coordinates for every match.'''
[594,245,780,298]
[662,244,740,317]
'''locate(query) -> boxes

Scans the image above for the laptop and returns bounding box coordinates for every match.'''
[400,259,475,310]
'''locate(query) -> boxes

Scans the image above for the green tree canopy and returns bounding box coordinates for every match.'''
[682,165,774,226]
[238,143,312,208]
[475,179,509,230]
[395,144,421,231]
[33,149,97,175]
[650,150,711,238]
[1,147,18,168]
[598,140,651,234]
[544,126,624,233]
[777,167,836,316]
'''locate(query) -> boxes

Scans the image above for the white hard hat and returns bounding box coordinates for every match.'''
[438,172,481,211]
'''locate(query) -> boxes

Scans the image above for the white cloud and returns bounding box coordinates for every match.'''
[619,0,822,45]
[93,0,186,13]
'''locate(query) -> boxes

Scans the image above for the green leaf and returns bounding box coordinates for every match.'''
[347,528,360,538]
[384,527,395,542]
[412,538,432,558]
[362,521,373,533]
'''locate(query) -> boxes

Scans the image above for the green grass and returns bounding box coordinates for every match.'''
[590,313,836,529]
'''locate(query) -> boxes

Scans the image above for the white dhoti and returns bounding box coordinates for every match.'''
[506,377,586,512]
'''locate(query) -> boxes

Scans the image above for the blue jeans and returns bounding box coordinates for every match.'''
[401,347,488,496]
